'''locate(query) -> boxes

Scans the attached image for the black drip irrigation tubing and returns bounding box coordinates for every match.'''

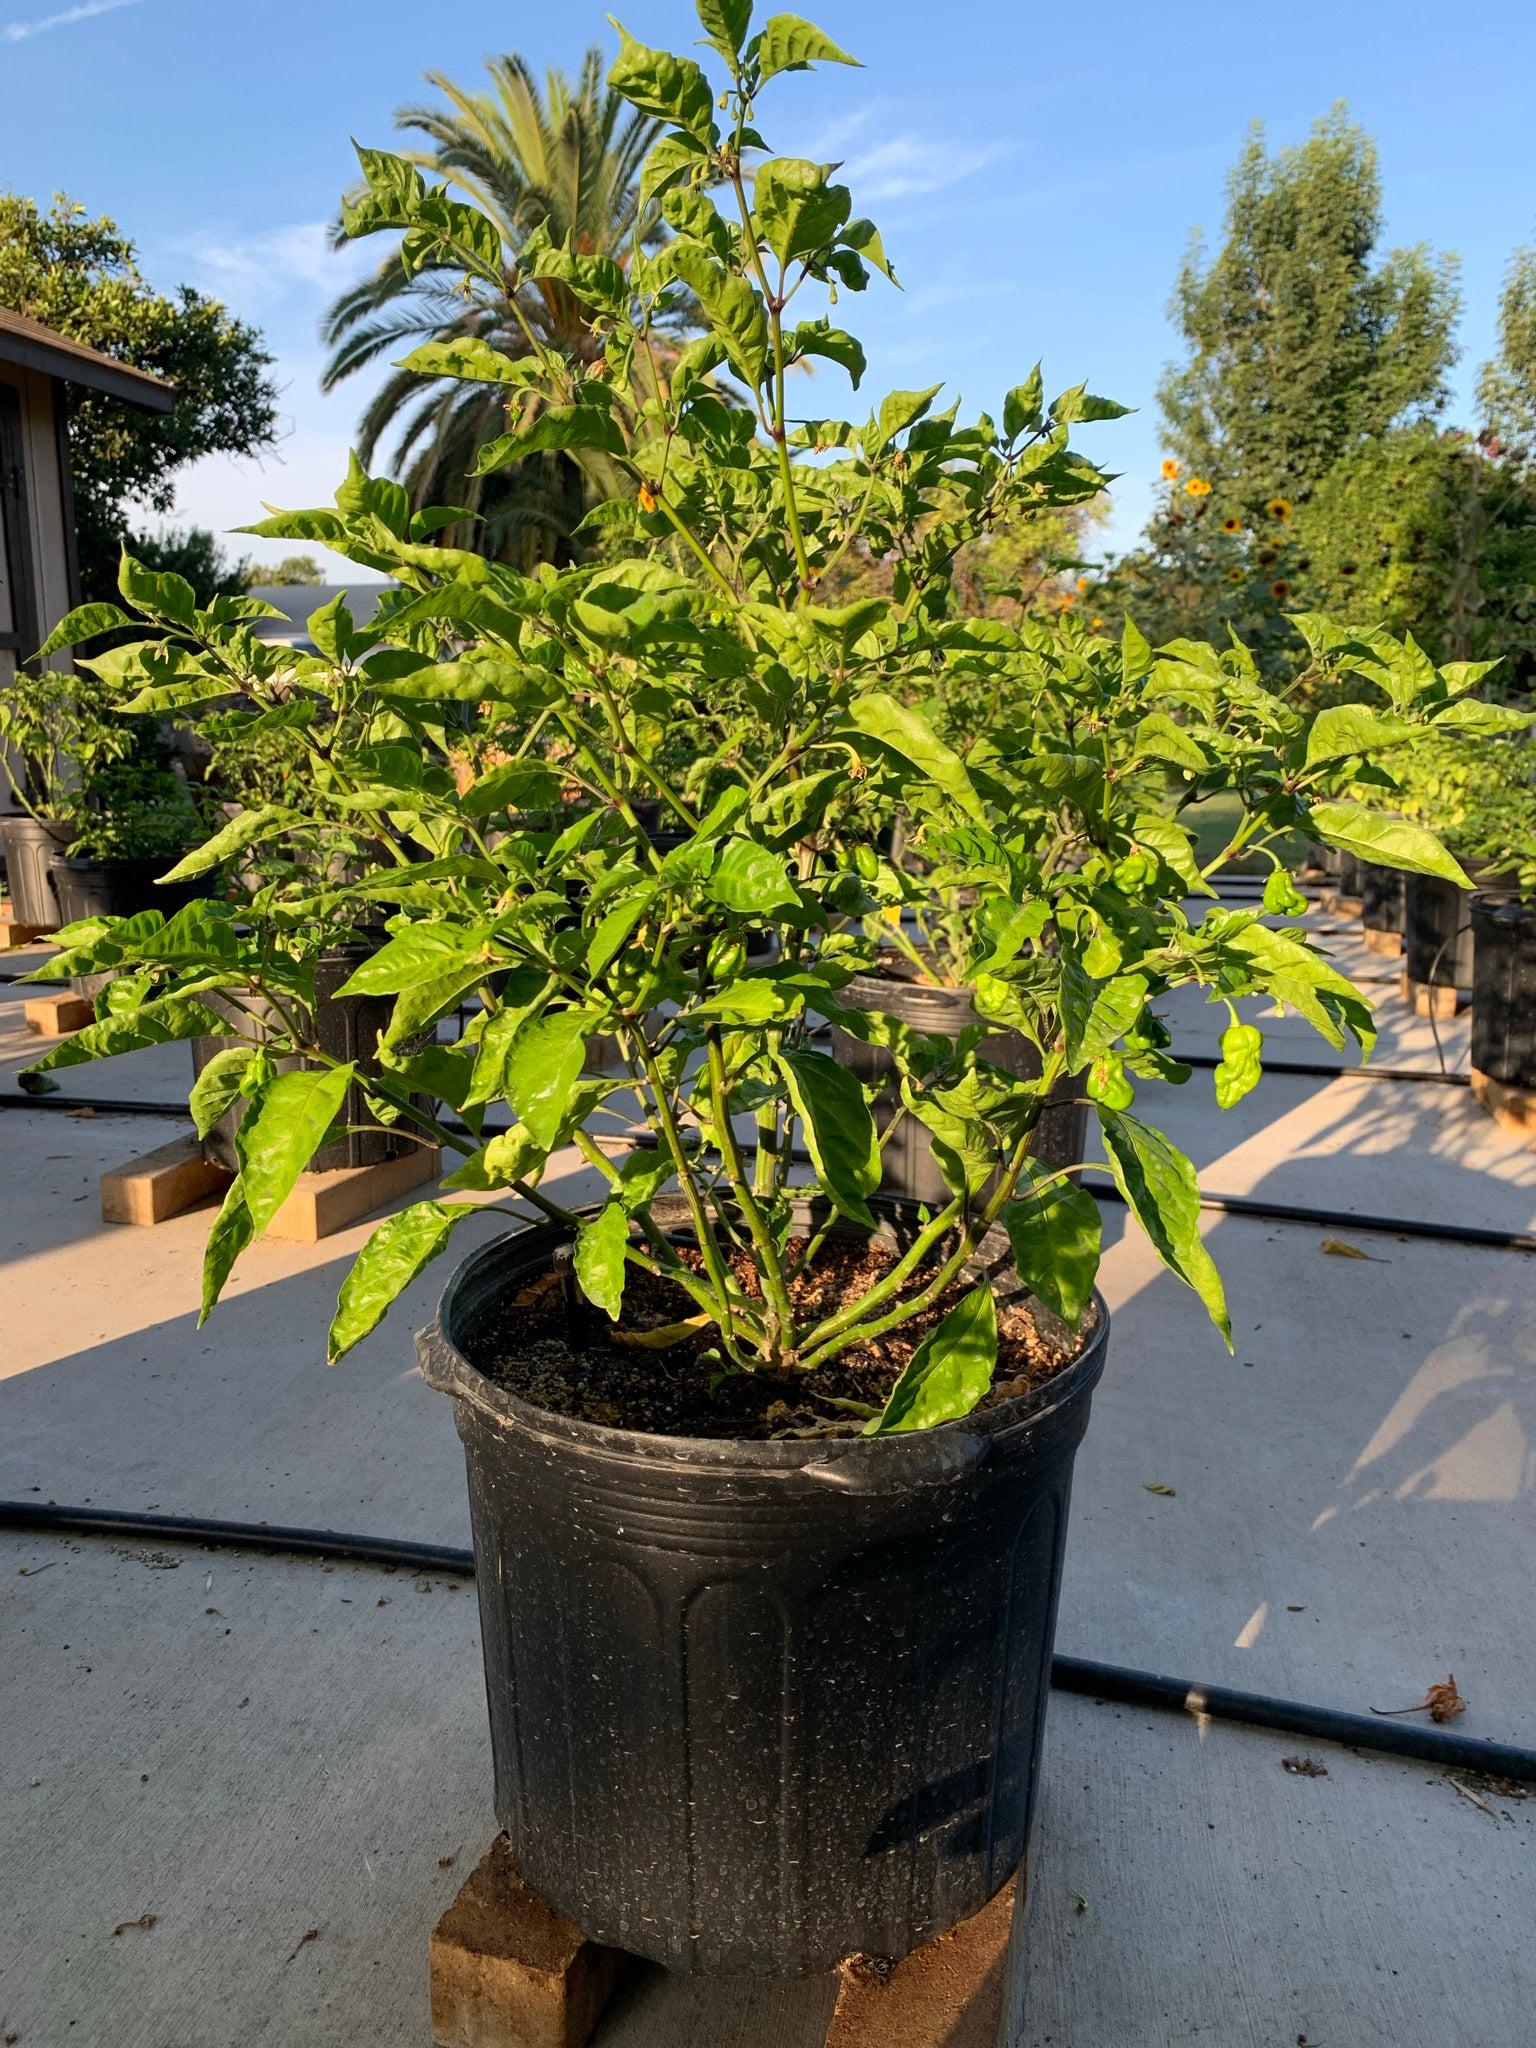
[1174,1051,1470,1087]
[4,1498,1532,1785]
[1083,1176,1536,1255]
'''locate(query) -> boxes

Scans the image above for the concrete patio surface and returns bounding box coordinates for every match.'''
[2,899,1533,2045]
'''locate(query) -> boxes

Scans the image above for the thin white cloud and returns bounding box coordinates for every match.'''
[2,0,141,44]
[163,223,349,310]
[841,135,1012,202]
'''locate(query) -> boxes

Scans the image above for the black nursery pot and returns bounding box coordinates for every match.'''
[191,942,418,1173]
[1402,868,1489,997]
[51,856,206,998]
[1471,893,1536,1091]
[1359,860,1405,939]
[828,965,1087,1205]
[417,1202,1109,1977]
[0,816,74,929]
[1325,846,1363,904]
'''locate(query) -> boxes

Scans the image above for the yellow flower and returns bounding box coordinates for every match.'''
[638,484,658,513]
[1270,579,1292,599]
[1076,575,1089,594]
[1185,476,1212,497]
[1221,515,1242,534]
[1266,496,1293,521]
[1226,568,1245,584]
[1091,615,1105,628]
[1161,457,1181,481]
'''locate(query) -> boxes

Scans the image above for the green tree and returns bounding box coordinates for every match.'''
[0,194,279,604]
[243,552,326,588]
[1478,236,1536,456]
[321,49,675,567]
[1158,107,1459,516]
[1292,426,1536,684]
[127,525,251,606]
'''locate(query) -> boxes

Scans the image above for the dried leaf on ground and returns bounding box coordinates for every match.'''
[1281,1755,1329,1777]
[1320,1236,1383,1261]
[1446,1776,1496,1818]
[1143,1481,1177,1496]
[1371,1673,1468,1723]
[111,1913,157,1937]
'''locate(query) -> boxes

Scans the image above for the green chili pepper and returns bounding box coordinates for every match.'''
[1263,868,1308,917]
[1086,1052,1136,1110]
[1214,1021,1263,1108]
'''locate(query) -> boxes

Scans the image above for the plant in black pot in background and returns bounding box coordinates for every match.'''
[0,662,133,929]
[18,2,1502,1980]
[1372,729,1536,1005]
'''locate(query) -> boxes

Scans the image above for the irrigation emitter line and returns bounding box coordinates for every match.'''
[4,1498,1531,1786]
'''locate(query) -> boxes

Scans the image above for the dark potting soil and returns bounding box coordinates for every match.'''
[466,1236,1095,1440]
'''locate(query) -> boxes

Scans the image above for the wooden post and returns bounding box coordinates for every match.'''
[429,1837,628,2048]
[428,1840,1024,2048]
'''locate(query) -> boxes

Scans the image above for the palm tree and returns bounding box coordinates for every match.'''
[322,49,669,567]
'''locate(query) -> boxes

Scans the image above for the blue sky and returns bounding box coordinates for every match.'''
[4,0,1535,581]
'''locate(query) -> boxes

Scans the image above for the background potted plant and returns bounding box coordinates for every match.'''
[21,0,1494,1981]
[0,662,130,929]
[1380,728,1535,1005]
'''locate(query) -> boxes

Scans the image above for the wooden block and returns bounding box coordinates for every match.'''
[0,916,54,950]
[1324,891,1362,918]
[23,990,94,1037]
[1362,927,1402,957]
[1399,971,1461,1019]
[1471,1067,1536,1146]
[826,1868,1023,2048]
[101,1135,232,1227]
[429,1836,627,2048]
[265,1143,440,1242]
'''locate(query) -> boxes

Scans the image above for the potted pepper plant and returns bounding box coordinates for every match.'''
[21,2,1495,1978]
[0,661,130,929]
[1378,727,1535,1007]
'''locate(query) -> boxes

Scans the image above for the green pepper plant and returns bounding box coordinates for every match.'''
[17,3,1508,1430]
[1363,724,1536,897]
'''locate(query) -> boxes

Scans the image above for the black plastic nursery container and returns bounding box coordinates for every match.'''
[418,1201,1109,1977]
[51,856,207,997]
[1403,869,1485,998]
[1470,893,1536,1091]
[191,943,417,1173]
[0,816,74,928]
[1359,860,1405,940]
[1326,846,1363,904]
[828,966,1087,1205]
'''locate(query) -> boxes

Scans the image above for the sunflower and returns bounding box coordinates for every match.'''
[1161,457,1181,481]
[1226,568,1245,584]
[1221,515,1242,534]
[1266,496,1293,521]
[1270,579,1292,599]
[1256,546,1278,567]
[1185,476,1212,497]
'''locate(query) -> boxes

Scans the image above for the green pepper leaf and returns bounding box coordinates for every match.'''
[574,1201,630,1322]
[1002,1168,1100,1328]
[327,1200,476,1362]
[864,1281,997,1434]
[777,1048,880,1224]
[505,1010,591,1147]
[1307,802,1470,885]
[1098,1110,1231,1347]
[239,1063,356,1235]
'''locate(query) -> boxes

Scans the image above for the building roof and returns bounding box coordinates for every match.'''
[246,583,395,649]
[0,306,174,412]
